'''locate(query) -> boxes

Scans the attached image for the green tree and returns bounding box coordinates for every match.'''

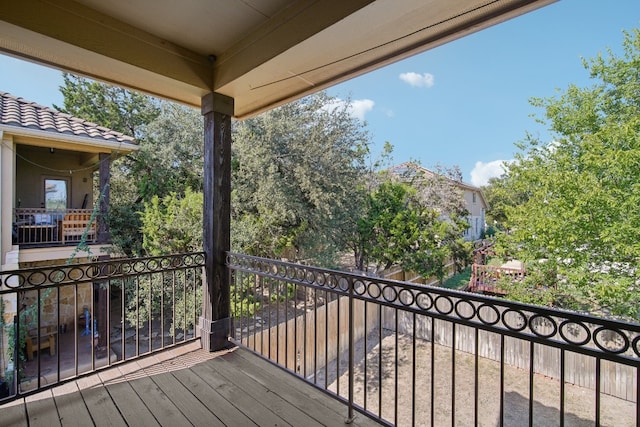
[126,190,204,333]
[56,74,159,138]
[482,173,515,230]
[57,74,161,255]
[231,92,371,266]
[140,189,203,255]
[358,179,470,282]
[142,102,204,195]
[347,141,395,271]
[497,29,640,319]
[57,75,207,256]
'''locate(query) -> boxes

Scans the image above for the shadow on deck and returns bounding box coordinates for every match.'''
[2,341,380,426]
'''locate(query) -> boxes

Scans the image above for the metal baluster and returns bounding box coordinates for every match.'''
[529,341,534,426]
[452,322,456,427]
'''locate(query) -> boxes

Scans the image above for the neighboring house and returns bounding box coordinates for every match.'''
[0,91,139,269]
[388,162,488,241]
[459,178,489,241]
[0,93,139,375]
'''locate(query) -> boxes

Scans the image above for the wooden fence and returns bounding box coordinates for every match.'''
[241,292,636,402]
[382,304,637,402]
[237,295,380,378]
[383,260,458,286]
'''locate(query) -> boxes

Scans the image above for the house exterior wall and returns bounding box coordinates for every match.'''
[15,145,93,210]
[1,133,15,269]
[462,188,486,241]
[388,163,488,243]
[8,144,108,266]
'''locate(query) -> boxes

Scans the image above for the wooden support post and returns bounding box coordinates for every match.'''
[95,153,110,358]
[97,152,110,244]
[199,92,233,351]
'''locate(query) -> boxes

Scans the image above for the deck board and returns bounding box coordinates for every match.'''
[169,362,254,426]
[116,361,187,427]
[0,342,383,427]
[138,354,225,427]
[230,348,380,427]
[189,356,292,426]
[76,373,128,427]
[25,389,60,427]
[97,365,160,427]
[1,398,28,427]
[51,381,94,427]
[207,354,327,427]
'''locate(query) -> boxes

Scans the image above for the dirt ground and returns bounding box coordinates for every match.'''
[317,331,636,427]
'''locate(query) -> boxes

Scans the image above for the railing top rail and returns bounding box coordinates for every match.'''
[14,208,93,212]
[474,264,524,272]
[0,252,205,292]
[227,252,640,363]
[14,208,95,218]
[227,252,638,329]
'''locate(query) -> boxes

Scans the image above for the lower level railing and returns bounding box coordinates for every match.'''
[13,208,100,246]
[0,252,203,402]
[467,263,525,295]
[228,253,640,426]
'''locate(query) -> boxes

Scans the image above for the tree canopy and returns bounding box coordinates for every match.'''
[492,29,640,319]
[356,164,472,281]
[57,75,470,283]
[231,92,371,265]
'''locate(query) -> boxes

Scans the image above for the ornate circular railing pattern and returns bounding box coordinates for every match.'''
[227,253,640,362]
[0,252,205,291]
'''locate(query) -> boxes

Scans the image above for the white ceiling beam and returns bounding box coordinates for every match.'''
[213,0,375,89]
[0,0,212,92]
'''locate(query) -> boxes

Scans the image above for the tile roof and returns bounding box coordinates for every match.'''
[0,91,136,144]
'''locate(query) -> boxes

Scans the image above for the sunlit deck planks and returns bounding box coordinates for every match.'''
[1,341,381,427]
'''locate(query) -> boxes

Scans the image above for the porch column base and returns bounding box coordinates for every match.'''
[198,316,231,351]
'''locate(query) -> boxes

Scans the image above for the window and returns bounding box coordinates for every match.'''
[472,192,477,203]
[44,178,69,209]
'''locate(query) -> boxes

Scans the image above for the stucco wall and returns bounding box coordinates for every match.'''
[15,145,93,210]
[462,189,486,241]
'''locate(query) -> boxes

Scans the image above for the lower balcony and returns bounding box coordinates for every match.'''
[0,253,638,426]
[13,208,98,247]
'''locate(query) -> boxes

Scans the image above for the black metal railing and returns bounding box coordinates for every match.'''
[13,208,98,246]
[0,252,204,402]
[228,253,640,426]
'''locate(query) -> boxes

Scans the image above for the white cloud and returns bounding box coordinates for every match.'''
[324,98,375,121]
[399,72,435,88]
[470,160,510,187]
[348,99,375,120]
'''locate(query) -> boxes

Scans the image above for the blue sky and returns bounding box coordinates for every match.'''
[0,0,638,186]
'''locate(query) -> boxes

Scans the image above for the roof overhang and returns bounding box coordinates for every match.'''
[0,125,139,154]
[0,0,555,119]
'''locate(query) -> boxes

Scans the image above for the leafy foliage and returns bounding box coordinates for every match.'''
[57,75,205,256]
[492,29,640,319]
[141,189,203,255]
[56,73,159,138]
[231,92,371,266]
[122,269,200,335]
[357,178,472,282]
[56,75,474,316]
[130,190,204,332]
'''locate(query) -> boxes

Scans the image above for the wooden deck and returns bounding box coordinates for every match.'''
[1,341,381,427]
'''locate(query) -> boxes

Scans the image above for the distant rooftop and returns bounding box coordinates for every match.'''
[0,91,136,144]
[388,162,480,191]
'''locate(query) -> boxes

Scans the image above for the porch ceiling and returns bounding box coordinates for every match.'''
[0,0,555,119]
